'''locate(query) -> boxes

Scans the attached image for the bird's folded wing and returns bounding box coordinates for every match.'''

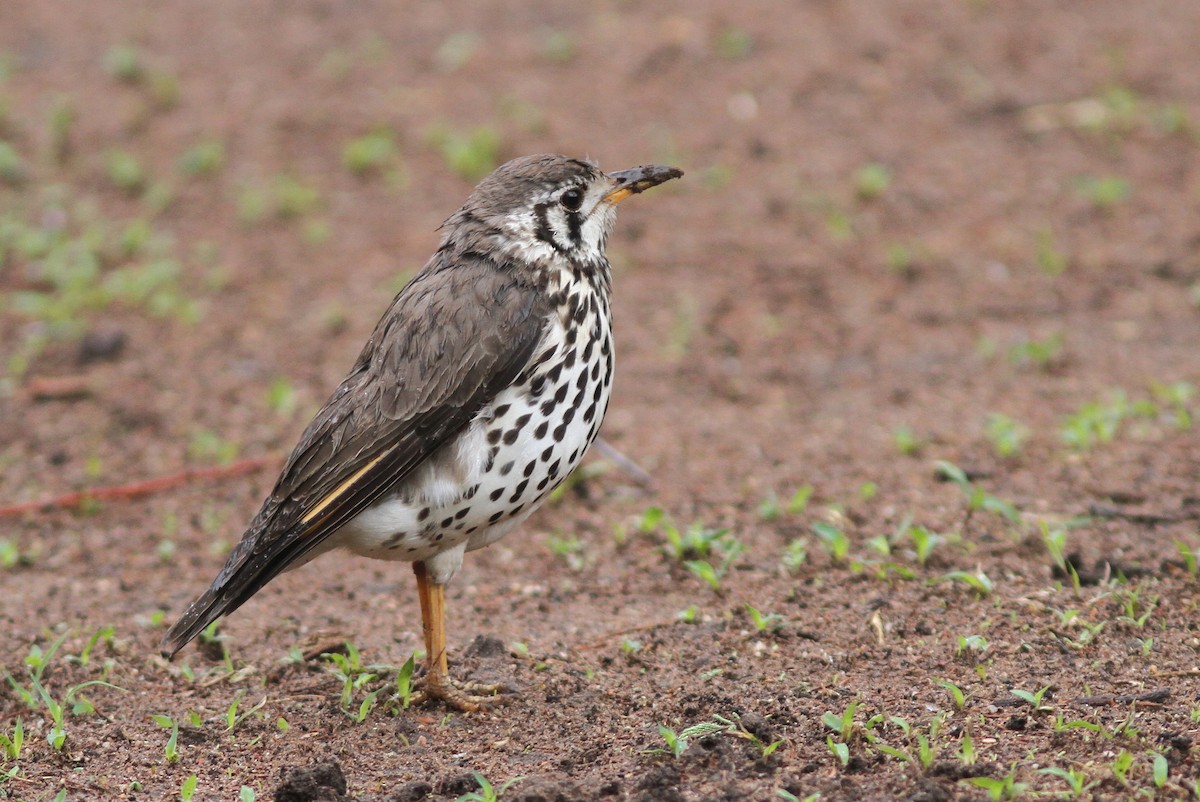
[161,256,550,654]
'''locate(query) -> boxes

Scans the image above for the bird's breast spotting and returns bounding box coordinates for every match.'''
[334,281,614,564]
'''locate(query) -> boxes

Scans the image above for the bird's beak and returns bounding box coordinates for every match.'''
[602,164,684,205]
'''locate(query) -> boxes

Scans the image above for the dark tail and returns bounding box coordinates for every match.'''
[159,528,300,658]
[159,586,232,658]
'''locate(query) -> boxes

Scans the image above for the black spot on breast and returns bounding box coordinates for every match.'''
[541,445,554,462]
[583,403,596,423]
[592,383,603,403]
[548,459,561,478]
[530,375,547,397]
[490,487,504,501]
[569,448,579,463]
[514,412,532,430]
[464,485,478,500]
[466,526,478,535]
[540,398,556,416]
[554,383,569,403]
[489,511,505,523]
[553,422,568,442]
[440,516,453,528]
[537,476,550,491]
[534,420,549,439]
[435,533,444,542]
[565,326,578,345]
[573,300,588,324]
[591,361,600,381]
[575,368,588,389]
[561,406,576,426]
[503,428,520,446]
[523,459,537,478]
[582,338,595,363]
[509,479,529,502]
[547,362,564,383]
[487,429,502,445]
[494,404,511,418]
[510,504,524,517]
[485,449,497,471]
[455,507,470,520]
[563,349,577,369]
[417,507,431,521]
[499,461,514,476]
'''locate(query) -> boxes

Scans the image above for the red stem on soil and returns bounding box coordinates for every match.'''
[0,455,280,518]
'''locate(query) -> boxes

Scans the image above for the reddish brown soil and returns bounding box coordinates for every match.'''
[3,2,1200,800]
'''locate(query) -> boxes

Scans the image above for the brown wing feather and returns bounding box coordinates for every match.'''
[161,252,550,656]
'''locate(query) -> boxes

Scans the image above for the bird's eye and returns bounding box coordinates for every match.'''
[560,187,584,212]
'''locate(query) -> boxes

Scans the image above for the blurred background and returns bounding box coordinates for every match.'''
[1,1,1199,799]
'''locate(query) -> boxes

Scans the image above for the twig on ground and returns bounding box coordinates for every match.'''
[0,455,279,518]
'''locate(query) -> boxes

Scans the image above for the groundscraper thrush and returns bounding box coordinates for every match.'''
[161,154,682,710]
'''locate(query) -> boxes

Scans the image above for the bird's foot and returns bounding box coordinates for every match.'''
[408,673,511,712]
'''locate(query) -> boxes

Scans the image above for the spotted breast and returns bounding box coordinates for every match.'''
[333,262,612,578]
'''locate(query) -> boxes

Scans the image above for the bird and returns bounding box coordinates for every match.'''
[160,154,682,710]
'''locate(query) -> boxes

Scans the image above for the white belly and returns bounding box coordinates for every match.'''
[332,312,613,576]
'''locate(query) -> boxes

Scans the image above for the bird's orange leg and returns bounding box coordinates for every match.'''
[408,560,507,711]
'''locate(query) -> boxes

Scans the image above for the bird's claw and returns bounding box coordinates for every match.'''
[408,674,511,712]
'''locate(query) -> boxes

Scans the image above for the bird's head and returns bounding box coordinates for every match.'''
[446,154,682,270]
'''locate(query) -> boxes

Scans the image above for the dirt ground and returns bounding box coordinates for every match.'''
[3,1,1200,800]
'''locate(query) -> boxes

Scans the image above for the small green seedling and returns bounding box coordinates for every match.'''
[1010,685,1052,713]
[649,720,727,758]
[811,522,849,564]
[826,735,850,767]
[0,719,22,760]
[154,716,180,764]
[1175,540,1198,579]
[714,27,754,60]
[935,678,967,711]
[893,426,924,456]
[454,771,523,802]
[962,764,1028,801]
[428,124,501,182]
[1007,333,1062,371]
[745,604,784,633]
[781,539,808,572]
[958,730,976,766]
[985,413,1030,458]
[1041,522,1080,593]
[934,461,1021,526]
[854,162,891,201]
[343,129,396,176]
[178,139,226,176]
[105,45,144,83]
[1074,175,1131,210]
[1151,751,1168,788]
[935,569,993,597]
[1038,766,1098,797]
[1035,227,1068,276]
[821,699,858,743]
[955,634,989,660]
[1151,380,1193,429]
[1110,749,1134,785]
[906,525,944,566]
[395,653,417,709]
